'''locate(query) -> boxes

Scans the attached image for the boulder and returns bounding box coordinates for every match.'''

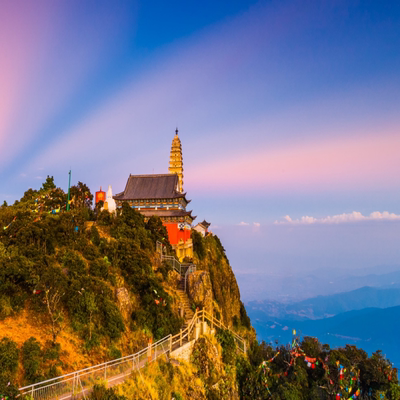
[115,287,132,320]
[188,271,213,314]
[167,269,181,289]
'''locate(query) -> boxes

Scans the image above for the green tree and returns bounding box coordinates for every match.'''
[22,337,43,384]
[70,181,93,208]
[216,329,236,365]
[192,229,205,260]
[41,176,56,192]
[38,267,67,344]
[146,215,171,252]
[0,337,19,398]
[83,291,98,341]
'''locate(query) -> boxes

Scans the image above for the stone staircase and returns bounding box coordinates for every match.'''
[176,278,194,329]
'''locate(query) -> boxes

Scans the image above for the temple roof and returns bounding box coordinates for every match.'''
[199,220,211,228]
[140,209,196,220]
[114,174,186,200]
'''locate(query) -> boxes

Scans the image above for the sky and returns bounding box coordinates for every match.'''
[1,0,399,301]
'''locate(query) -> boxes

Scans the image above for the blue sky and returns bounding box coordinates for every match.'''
[1,0,399,300]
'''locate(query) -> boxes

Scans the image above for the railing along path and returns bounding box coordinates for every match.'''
[18,310,246,399]
[156,241,196,292]
[19,248,246,399]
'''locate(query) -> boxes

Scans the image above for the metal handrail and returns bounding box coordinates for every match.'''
[19,309,246,399]
[156,241,195,278]
[18,334,170,393]
[20,242,245,399]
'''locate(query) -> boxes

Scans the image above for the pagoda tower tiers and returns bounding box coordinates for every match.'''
[113,129,194,261]
[169,128,184,193]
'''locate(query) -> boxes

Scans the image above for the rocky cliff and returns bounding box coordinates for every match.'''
[191,231,250,333]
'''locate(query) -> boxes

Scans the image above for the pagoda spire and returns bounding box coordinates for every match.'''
[169,129,184,192]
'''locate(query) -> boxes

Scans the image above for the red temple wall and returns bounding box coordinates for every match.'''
[164,222,191,245]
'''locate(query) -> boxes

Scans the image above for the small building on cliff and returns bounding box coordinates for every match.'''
[194,220,211,237]
[113,130,195,261]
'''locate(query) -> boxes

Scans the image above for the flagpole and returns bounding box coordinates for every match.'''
[66,170,71,211]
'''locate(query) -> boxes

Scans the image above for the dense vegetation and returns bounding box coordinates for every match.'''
[0,177,181,397]
[237,337,400,399]
[1,177,399,399]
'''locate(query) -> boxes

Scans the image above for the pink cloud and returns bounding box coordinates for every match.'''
[187,131,400,193]
[0,2,135,170]
[0,2,57,148]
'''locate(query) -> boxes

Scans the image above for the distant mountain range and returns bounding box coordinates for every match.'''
[246,286,400,367]
[247,286,400,320]
[239,265,400,302]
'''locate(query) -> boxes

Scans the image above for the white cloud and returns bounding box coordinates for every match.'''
[238,221,250,226]
[253,222,261,227]
[275,211,400,225]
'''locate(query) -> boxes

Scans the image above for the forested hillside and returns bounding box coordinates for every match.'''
[1,177,399,399]
[0,177,253,399]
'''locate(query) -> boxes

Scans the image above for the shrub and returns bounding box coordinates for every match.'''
[109,346,122,360]
[43,341,61,361]
[0,337,19,397]
[100,299,125,339]
[89,259,109,279]
[90,226,101,246]
[216,329,236,365]
[239,301,251,329]
[0,337,19,374]
[22,337,43,384]
[97,210,113,226]
[62,251,86,279]
[192,229,205,260]
[0,296,13,319]
[84,334,100,352]
[89,384,127,399]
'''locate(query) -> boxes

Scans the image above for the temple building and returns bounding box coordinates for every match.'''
[194,220,211,237]
[113,130,195,261]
